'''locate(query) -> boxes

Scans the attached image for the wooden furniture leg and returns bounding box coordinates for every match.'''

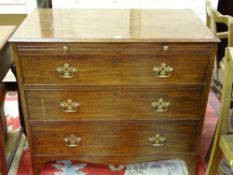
[0,84,7,175]
[10,64,26,136]
[182,156,197,175]
[32,157,48,175]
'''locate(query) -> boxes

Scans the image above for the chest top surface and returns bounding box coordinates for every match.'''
[10,9,218,43]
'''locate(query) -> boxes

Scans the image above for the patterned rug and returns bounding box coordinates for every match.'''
[4,91,219,175]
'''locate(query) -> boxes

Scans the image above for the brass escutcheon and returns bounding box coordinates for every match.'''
[148,134,166,147]
[60,99,80,113]
[153,62,174,78]
[151,98,170,112]
[64,134,81,147]
[56,63,78,78]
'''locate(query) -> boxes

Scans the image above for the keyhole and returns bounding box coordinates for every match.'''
[112,58,118,65]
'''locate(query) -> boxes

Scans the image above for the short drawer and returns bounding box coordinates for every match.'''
[26,88,203,121]
[16,43,122,56]
[30,121,198,156]
[19,54,209,85]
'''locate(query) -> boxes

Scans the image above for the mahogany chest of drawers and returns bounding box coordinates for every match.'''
[10,9,218,175]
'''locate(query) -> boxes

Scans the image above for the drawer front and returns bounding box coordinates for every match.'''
[20,54,209,85]
[26,88,203,121]
[31,121,198,156]
[16,43,122,56]
[16,43,212,56]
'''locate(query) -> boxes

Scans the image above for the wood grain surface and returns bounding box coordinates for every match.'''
[25,88,203,121]
[11,9,218,175]
[19,50,209,85]
[10,9,218,43]
[30,121,198,156]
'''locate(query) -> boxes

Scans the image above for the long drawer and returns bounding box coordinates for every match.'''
[30,121,198,156]
[25,88,203,121]
[19,54,209,85]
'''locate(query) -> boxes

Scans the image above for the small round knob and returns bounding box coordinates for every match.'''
[62,46,69,52]
[163,45,169,52]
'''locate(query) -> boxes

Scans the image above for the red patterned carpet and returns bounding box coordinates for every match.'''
[4,91,218,175]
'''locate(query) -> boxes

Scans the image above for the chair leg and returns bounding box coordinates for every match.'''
[205,121,223,163]
[0,84,8,175]
[205,144,222,175]
[0,129,7,175]
[205,117,225,175]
